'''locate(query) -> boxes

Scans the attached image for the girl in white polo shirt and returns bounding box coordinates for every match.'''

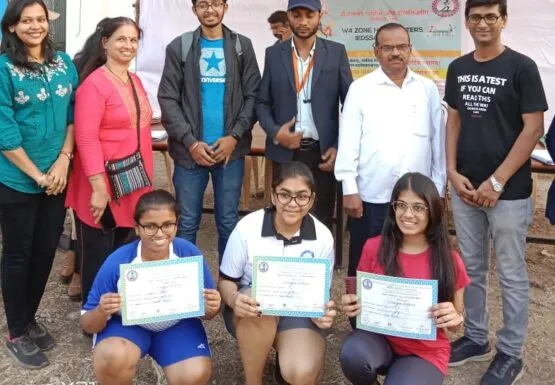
[219,161,336,385]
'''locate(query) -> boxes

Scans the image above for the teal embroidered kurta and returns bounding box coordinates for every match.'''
[0,52,78,193]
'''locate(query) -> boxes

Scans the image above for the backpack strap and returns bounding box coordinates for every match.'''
[234,32,243,57]
[233,32,243,72]
[180,31,194,62]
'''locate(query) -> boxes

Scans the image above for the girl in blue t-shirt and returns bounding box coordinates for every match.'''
[80,190,220,385]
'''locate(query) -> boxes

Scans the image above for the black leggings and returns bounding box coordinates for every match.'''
[340,330,445,385]
[74,209,132,304]
[0,185,66,338]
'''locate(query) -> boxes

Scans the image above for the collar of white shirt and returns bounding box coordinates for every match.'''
[291,38,316,61]
[132,241,177,264]
[260,207,317,245]
[374,66,418,87]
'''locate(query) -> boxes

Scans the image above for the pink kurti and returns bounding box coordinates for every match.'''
[66,67,154,228]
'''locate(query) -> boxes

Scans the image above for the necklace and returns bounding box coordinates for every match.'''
[104,64,129,84]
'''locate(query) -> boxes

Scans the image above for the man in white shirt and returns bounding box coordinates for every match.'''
[335,23,446,277]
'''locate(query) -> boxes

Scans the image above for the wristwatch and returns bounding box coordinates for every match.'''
[489,175,504,193]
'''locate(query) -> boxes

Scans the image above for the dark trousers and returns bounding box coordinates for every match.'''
[0,185,66,338]
[274,147,337,231]
[340,330,444,385]
[74,209,132,304]
[347,201,389,276]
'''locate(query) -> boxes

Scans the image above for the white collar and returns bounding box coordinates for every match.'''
[291,37,316,60]
[374,66,417,86]
[132,241,177,264]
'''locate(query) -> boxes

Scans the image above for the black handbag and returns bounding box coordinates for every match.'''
[104,74,152,201]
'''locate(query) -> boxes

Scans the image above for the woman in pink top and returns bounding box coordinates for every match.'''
[66,17,153,304]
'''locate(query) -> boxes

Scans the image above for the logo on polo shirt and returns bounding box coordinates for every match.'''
[126,270,138,282]
[300,250,315,258]
[258,262,269,273]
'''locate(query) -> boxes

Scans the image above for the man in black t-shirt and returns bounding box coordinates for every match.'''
[444,1,548,385]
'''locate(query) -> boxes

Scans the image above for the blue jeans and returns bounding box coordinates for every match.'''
[451,191,532,358]
[173,159,244,262]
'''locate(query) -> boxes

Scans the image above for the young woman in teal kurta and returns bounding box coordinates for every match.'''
[0,52,77,192]
[0,0,78,370]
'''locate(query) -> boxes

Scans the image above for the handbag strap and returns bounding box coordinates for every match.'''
[128,73,141,152]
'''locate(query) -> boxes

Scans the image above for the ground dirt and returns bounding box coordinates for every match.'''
[0,154,553,385]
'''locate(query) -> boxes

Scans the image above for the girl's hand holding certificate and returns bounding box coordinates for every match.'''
[231,292,261,318]
[341,294,361,318]
[311,300,337,329]
[431,302,464,329]
[203,289,222,320]
[98,293,122,317]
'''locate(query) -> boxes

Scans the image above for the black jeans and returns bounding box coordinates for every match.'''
[347,201,389,276]
[340,330,445,385]
[74,210,132,304]
[274,146,337,231]
[0,184,67,338]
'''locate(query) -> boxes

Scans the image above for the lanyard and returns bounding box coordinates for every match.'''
[292,49,315,94]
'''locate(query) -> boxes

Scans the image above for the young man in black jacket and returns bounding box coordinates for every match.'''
[158,0,260,262]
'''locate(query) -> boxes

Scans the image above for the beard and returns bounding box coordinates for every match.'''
[198,11,224,28]
[292,24,319,40]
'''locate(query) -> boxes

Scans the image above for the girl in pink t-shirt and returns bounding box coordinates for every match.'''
[340,172,470,385]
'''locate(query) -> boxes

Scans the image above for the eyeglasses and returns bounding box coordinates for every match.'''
[195,1,225,11]
[376,44,411,54]
[138,222,177,236]
[274,192,313,207]
[391,201,429,215]
[467,14,502,25]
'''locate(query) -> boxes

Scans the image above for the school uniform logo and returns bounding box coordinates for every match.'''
[258,262,269,273]
[300,250,315,259]
[362,279,373,290]
[126,270,138,282]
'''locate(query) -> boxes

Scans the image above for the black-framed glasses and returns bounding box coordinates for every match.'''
[467,14,502,25]
[376,44,411,54]
[138,222,177,236]
[195,1,225,11]
[273,191,313,207]
[391,201,428,215]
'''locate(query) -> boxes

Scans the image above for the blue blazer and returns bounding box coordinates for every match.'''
[546,116,555,224]
[255,38,353,163]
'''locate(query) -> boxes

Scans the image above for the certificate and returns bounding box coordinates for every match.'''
[120,256,205,326]
[252,256,332,318]
[356,272,438,340]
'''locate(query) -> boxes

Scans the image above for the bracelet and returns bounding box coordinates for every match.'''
[227,291,240,307]
[59,151,73,161]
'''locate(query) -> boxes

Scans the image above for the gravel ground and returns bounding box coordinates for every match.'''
[0,154,553,385]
